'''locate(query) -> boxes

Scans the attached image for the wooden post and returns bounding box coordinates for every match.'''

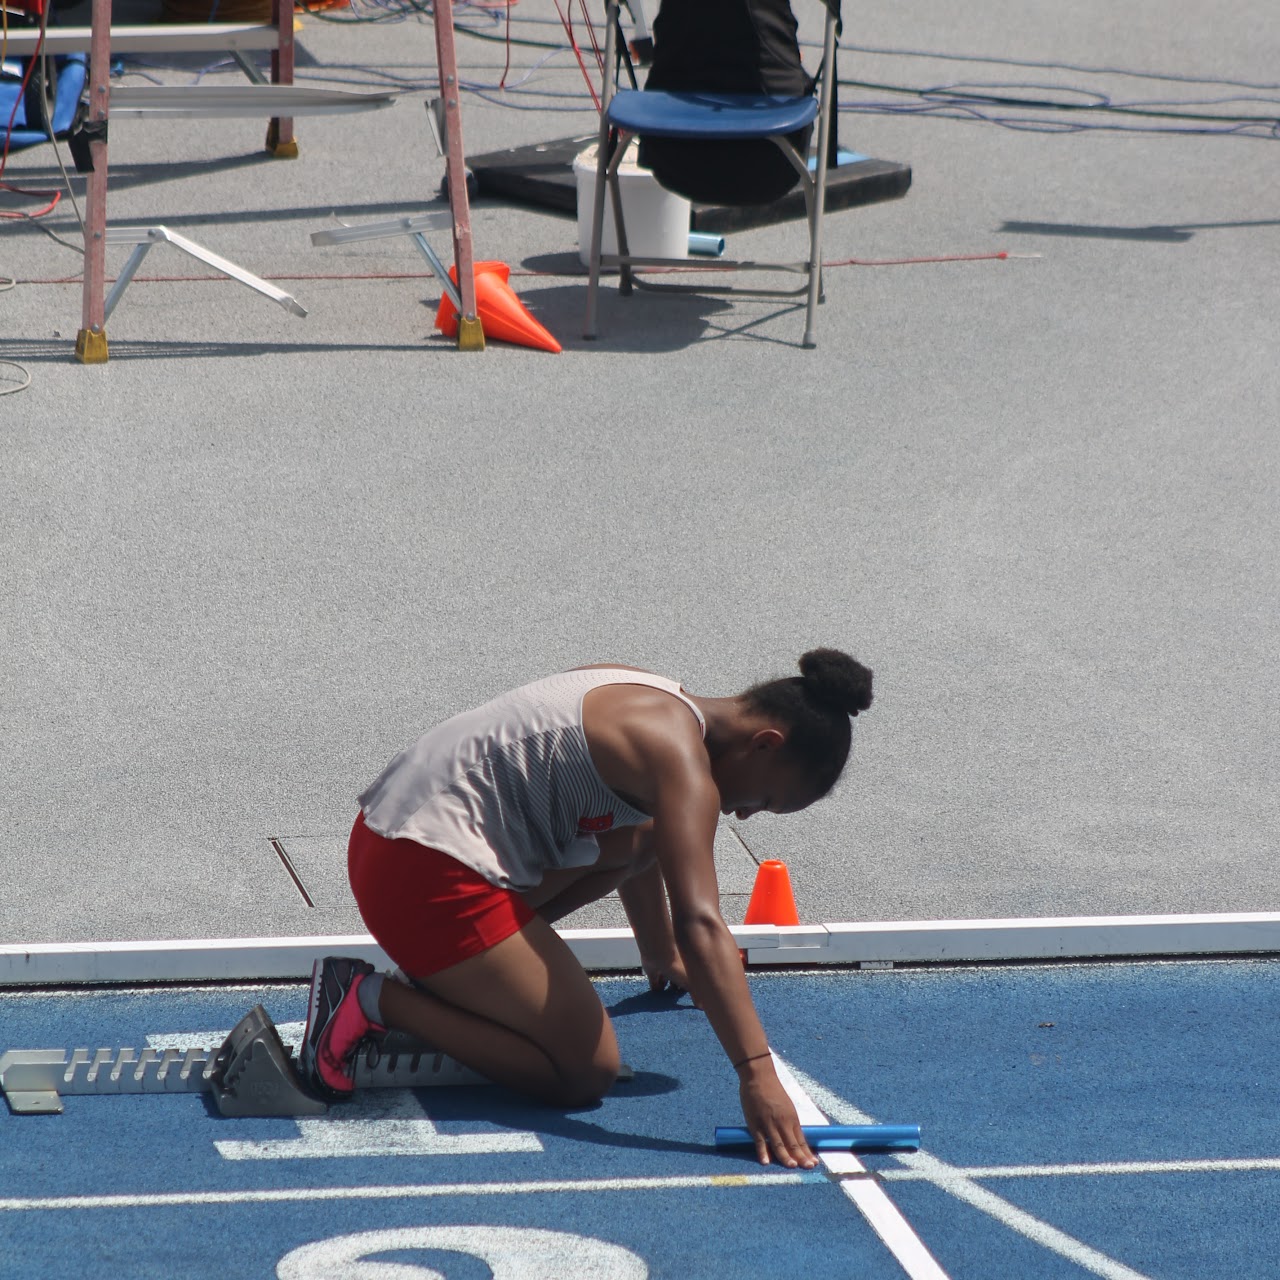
[265,0,297,157]
[75,0,112,363]
[431,0,482,350]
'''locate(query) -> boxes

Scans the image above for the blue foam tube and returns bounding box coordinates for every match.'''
[687,231,725,257]
[714,1124,920,1152]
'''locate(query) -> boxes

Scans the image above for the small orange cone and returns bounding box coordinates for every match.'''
[435,260,562,354]
[744,860,800,927]
[741,859,800,966]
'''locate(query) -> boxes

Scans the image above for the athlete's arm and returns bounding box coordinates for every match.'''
[581,682,814,1167]
[638,725,815,1169]
[617,858,690,993]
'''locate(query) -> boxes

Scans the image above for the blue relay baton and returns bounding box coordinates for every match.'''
[714,1124,920,1153]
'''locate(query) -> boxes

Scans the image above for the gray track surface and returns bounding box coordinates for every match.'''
[2,0,1277,945]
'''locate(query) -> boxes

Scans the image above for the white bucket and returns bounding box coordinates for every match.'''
[574,141,690,266]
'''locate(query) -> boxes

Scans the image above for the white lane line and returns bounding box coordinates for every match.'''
[882,1158,1280,1180]
[145,1023,305,1052]
[215,1089,544,1160]
[786,1065,1154,1280]
[772,1055,950,1280]
[0,1170,820,1213]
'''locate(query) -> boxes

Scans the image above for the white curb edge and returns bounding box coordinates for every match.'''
[3,914,1280,986]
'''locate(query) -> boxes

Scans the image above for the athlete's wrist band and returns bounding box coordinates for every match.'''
[732,1050,773,1072]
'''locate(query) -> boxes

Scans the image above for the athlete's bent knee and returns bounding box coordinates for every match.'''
[554,1040,622,1107]
[556,1062,619,1108]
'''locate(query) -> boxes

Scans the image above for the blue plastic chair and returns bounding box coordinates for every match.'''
[0,52,88,151]
[584,0,840,349]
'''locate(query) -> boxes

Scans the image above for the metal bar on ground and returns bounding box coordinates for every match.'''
[103,227,307,319]
[309,213,462,311]
[309,213,454,245]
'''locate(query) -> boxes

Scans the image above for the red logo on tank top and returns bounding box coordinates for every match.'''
[578,814,614,835]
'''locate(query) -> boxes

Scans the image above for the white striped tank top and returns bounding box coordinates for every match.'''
[357,668,707,891]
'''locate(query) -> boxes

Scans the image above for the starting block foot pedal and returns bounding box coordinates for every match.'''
[212,1005,328,1118]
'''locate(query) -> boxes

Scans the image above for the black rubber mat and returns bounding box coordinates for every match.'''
[467,133,911,234]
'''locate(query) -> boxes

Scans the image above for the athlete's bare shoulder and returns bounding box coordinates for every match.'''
[580,678,707,813]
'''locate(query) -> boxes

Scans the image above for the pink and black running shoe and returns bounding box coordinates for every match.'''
[299,956,385,1101]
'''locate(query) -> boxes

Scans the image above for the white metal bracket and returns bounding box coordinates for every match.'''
[310,211,461,312]
[103,225,307,322]
[107,85,398,118]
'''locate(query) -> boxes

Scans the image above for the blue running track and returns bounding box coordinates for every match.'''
[2,961,1278,1278]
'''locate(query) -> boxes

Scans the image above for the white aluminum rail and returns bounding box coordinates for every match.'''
[0,21,280,56]
[108,85,397,118]
[4,914,1280,987]
[103,226,306,322]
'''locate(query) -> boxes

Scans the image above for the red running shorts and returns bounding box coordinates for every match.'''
[346,810,535,980]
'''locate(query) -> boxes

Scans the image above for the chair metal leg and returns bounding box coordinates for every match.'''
[584,131,612,338]
[584,0,622,339]
[607,146,634,296]
[803,8,839,349]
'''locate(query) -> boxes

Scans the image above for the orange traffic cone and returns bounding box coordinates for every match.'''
[740,859,800,966]
[435,261,562,354]
[744,860,800,927]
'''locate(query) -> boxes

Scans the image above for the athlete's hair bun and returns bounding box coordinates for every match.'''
[798,648,873,717]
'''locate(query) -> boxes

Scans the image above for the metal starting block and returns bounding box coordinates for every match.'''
[355,1029,488,1092]
[0,1003,487,1118]
[0,1043,219,1115]
[212,1004,328,1118]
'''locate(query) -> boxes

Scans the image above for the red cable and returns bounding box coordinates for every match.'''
[501,0,511,90]
[551,0,599,112]
[0,191,61,219]
[13,253,1015,287]
[827,251,1010,266]
[578,0,604,78]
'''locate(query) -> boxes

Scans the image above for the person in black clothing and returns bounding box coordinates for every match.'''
[639,0,815,205]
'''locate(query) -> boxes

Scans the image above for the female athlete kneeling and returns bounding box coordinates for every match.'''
[300,648,872,1169]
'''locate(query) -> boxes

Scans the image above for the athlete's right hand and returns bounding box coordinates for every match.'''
[640,944,700,1003]
[643,954,692,995]
[738,1063,817,1168]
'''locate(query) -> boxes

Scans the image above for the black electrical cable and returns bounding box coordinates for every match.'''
[839,76,1280,128]
[831,40,1280,94]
